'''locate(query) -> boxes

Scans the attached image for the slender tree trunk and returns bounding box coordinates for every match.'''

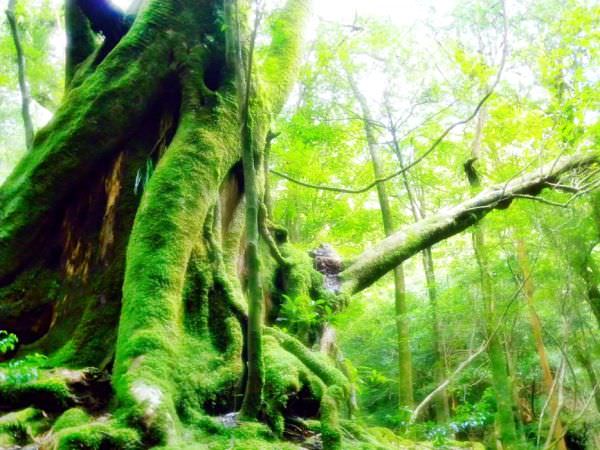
[516,239,568,450]
[5,0,34,150]
[504,336,526,436]
[473,228,521,447]
[239,5,265,418]
[574,347,600,413]
[387,106,449,420]
[421,246,450,420]
[467,107,521,448]
[347,70,414,409]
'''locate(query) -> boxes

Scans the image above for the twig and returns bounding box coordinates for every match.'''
[544,383,599,450]
[410,266,524,424]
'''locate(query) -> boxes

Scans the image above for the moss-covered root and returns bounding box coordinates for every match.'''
[263,327,351,443]
[0,377,74,413]
[321,385,343,450]
[0,407,140,449]
[0,407,50,447]
[52,421,141,450]
[265,327,350,393]
[113,89,241,443]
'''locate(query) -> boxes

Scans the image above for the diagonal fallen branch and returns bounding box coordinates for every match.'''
[340,152,600,294]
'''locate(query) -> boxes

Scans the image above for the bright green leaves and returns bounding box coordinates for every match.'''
[0,330,17,354]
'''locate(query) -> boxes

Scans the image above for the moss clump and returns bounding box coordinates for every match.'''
[0,407,49,446]
[53,420,141,450]
[262,328,352,446]
[266,327,350,394]
[52,407,91,432]
[0,377,73,412]
[321,385,343,450]
[263,334,325,435]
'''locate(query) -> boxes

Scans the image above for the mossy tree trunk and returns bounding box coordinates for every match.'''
[0,0,346,447]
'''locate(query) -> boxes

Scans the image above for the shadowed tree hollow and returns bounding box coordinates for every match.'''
[0,0,598,448]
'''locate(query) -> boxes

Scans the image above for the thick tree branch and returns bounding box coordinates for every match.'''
[5,0,34,150]
[340,152,600,294]
[65,0,96,85]
[261,0,310,115]
[0,0,180,283]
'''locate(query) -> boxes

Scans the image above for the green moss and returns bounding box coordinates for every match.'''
[53,421,141,450]
[0,377,73,412]
[265,327,350,394]
[263,334,325,435]
[156,419,300,450]
[321,385,342,450]
[53,407,91,432]
[262,327,353,446]
[0,408,49,446]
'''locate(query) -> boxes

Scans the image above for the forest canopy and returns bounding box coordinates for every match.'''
[0,0,598,449]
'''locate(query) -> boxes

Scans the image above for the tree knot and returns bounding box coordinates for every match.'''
[309,244,343,293]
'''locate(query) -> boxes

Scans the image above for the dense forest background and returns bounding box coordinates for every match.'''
[0,0,598,449]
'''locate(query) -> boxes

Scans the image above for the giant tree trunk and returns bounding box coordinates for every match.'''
[0,1,356,447]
